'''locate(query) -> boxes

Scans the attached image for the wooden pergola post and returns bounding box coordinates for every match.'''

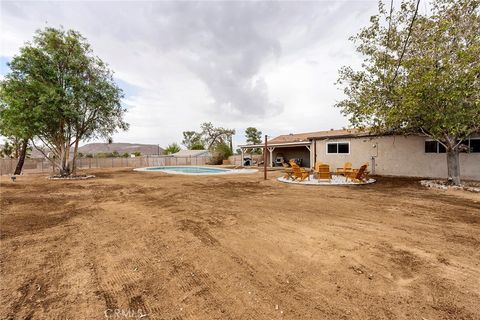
[264,135,267,180]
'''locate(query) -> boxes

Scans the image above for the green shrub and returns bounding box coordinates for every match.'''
[210,142,232,164]
[165,143,181,155]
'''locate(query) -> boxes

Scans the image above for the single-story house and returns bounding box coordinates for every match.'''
[238,129,480,180]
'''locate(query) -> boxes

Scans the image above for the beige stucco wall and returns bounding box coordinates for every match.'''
[314,135,480,180]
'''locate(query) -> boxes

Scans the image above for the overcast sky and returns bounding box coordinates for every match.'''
[1,0,381,148]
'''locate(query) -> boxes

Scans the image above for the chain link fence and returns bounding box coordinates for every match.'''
[0,155,212,176]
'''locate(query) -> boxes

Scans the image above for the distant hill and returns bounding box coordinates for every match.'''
[28,142,165,158]
[78,143,165,156]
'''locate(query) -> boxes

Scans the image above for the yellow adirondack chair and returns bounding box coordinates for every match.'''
[314,161,323,172]
[346,164,369,183]
[282,162,294,180]
[336,162,353,176]
[315,164,331,181]
[289,161,310,181]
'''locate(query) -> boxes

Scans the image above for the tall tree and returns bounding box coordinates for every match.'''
[336,0,480,185]
[0,137,30,161]
[244,127,262,154]
[182,123,235,152]
[0,83,37,174]
[182,131,205,150]
[0,27,128,176]
[245,127,262,144]
[200,122,235,151]
[0,140,15,158]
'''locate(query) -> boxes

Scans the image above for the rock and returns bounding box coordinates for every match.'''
[420,180,480,193]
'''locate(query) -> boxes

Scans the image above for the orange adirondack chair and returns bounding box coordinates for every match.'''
[282,162,294,180]
[346,164,369,183]
[314,161,322,170]
[289,161,310,181]
[336,162,353,176]
[315,164,331,181]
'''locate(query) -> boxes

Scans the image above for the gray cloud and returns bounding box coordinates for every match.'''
[1,0,378,145]
[131,1,366,118]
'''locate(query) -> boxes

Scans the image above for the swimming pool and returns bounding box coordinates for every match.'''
[135,166,257,175]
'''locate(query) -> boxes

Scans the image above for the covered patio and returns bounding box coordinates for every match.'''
[238,140,313,168]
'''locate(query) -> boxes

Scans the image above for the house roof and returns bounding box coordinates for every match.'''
[238,129,371,149]
[171,149,210,157]
[268,129,365,143]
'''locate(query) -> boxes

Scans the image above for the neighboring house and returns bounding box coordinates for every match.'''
[170,150,211,157]
[238,129,480,180]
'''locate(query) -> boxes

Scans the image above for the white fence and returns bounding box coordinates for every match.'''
[0,155,212,176]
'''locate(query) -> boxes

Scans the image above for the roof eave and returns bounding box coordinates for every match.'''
[308,132,379,140]
[238,141,311,148]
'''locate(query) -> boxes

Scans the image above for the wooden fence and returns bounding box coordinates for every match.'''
[0,155,212,176]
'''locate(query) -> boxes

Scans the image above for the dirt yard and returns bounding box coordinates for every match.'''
[1,168,479,320]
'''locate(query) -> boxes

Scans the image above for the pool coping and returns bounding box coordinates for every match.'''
[134,166,258,175]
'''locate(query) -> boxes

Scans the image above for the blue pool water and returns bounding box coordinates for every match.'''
[145,166,230,174]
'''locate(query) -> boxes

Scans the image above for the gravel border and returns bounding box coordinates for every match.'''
[420,180,480,193]
[278,175,376,186]
[48,175,96,180]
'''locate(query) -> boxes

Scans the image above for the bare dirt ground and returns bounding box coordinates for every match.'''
[1,168,479,320]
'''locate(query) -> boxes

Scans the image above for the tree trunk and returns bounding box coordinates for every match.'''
[71,139,80,175]
[13,139,28,175]
[59,143,71,177]
[446,148,461,186]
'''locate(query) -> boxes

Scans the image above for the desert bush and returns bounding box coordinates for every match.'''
[210,142,232,164]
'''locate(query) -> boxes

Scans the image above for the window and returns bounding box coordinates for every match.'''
[438,143,446,153]
[338,143,349,153]
[469,139,480,153]
[425,138,480,153]
[425,141,437,153]
[425,141,446,153]
[327,143,337,153]
[326,142,349,154]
